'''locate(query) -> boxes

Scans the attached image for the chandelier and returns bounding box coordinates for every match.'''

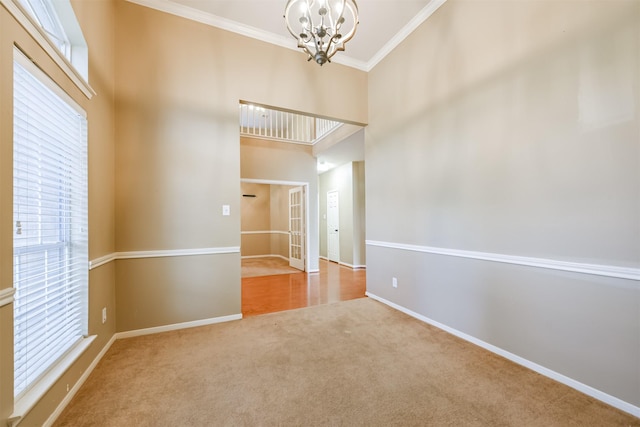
[284,0,359,66]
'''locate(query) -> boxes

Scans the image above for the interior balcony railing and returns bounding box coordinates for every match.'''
[239,102,341,145]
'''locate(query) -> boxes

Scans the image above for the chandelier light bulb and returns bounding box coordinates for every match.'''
[284,0,359,66]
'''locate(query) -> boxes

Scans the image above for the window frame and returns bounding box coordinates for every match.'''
[16,0,72,58]
[10,46,95,422]
[0,0,94,99]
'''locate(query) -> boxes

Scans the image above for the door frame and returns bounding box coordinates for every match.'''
[326,189,340,263]
[240,178,311,273]
[288,186,305,271]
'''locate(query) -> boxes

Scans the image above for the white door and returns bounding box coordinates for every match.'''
[327,190,340,263]
[289,186,305,271]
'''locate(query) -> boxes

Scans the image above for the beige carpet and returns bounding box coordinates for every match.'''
[242,256,302,278]
[54,298,639,426]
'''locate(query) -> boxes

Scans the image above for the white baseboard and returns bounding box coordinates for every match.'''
[45,312,241,425]
[319,257,366,270]
[365,292,640,418]
[339,261,366,269]
[115,313,242,339]
[241,254,289,261]
[240,230,289,235]
[44,334,117,427]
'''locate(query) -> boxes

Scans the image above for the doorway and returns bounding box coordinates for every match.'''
[327,190,340,262]
[239,102,367,317]
[240,179,310,276]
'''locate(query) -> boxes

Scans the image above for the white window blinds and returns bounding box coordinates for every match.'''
[13,49,88,398]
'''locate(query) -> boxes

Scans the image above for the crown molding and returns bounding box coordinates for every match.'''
[125,0,446,72]
[125,0,371,69]
[365,0,448,71]
[125,0,292,46]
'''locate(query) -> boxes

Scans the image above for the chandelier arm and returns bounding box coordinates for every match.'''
[333,0,346,31]
[283,1,300,40]
[284,0,358,65]
[284,0,314,43]
[325,31,340,57]
[325,2,355,60]
[337,1,358,45]
[325,0,336,33]
[325,34,345,61]
[307,26,325,59]
[298,39,315,60]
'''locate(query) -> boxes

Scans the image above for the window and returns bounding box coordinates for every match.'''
[13,49,88,399]
[8,0,90,83]
[17,0,70,58]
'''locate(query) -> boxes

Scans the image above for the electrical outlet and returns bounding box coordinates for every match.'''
[66,383,70,392]
[102,307,107,324]
[392,277,398,288]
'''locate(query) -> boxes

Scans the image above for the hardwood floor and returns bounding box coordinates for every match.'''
[242,259,366,317]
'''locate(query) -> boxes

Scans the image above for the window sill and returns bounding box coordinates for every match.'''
[9,335,96,427]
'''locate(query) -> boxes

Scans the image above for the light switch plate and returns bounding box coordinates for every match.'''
[222,205,230,216]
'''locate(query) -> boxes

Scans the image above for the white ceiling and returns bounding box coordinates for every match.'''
[129,0,446,71]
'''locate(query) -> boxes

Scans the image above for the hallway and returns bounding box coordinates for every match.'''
[242,259,366,317]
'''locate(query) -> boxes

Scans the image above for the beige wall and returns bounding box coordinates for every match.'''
[241,183,271,231]
[241,183,271,257]
[270,185,294,259]
[270,185,291,233]
[240,182,291,259]
[0,0,116,424]
[352,161,366,267]
[115,254,239,331]
[113,0,367,329]
[366,0,639,408]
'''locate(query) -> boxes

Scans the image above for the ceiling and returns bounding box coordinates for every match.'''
[129,0,446,71]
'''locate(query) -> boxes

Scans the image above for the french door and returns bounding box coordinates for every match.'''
[288,186,305,270]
